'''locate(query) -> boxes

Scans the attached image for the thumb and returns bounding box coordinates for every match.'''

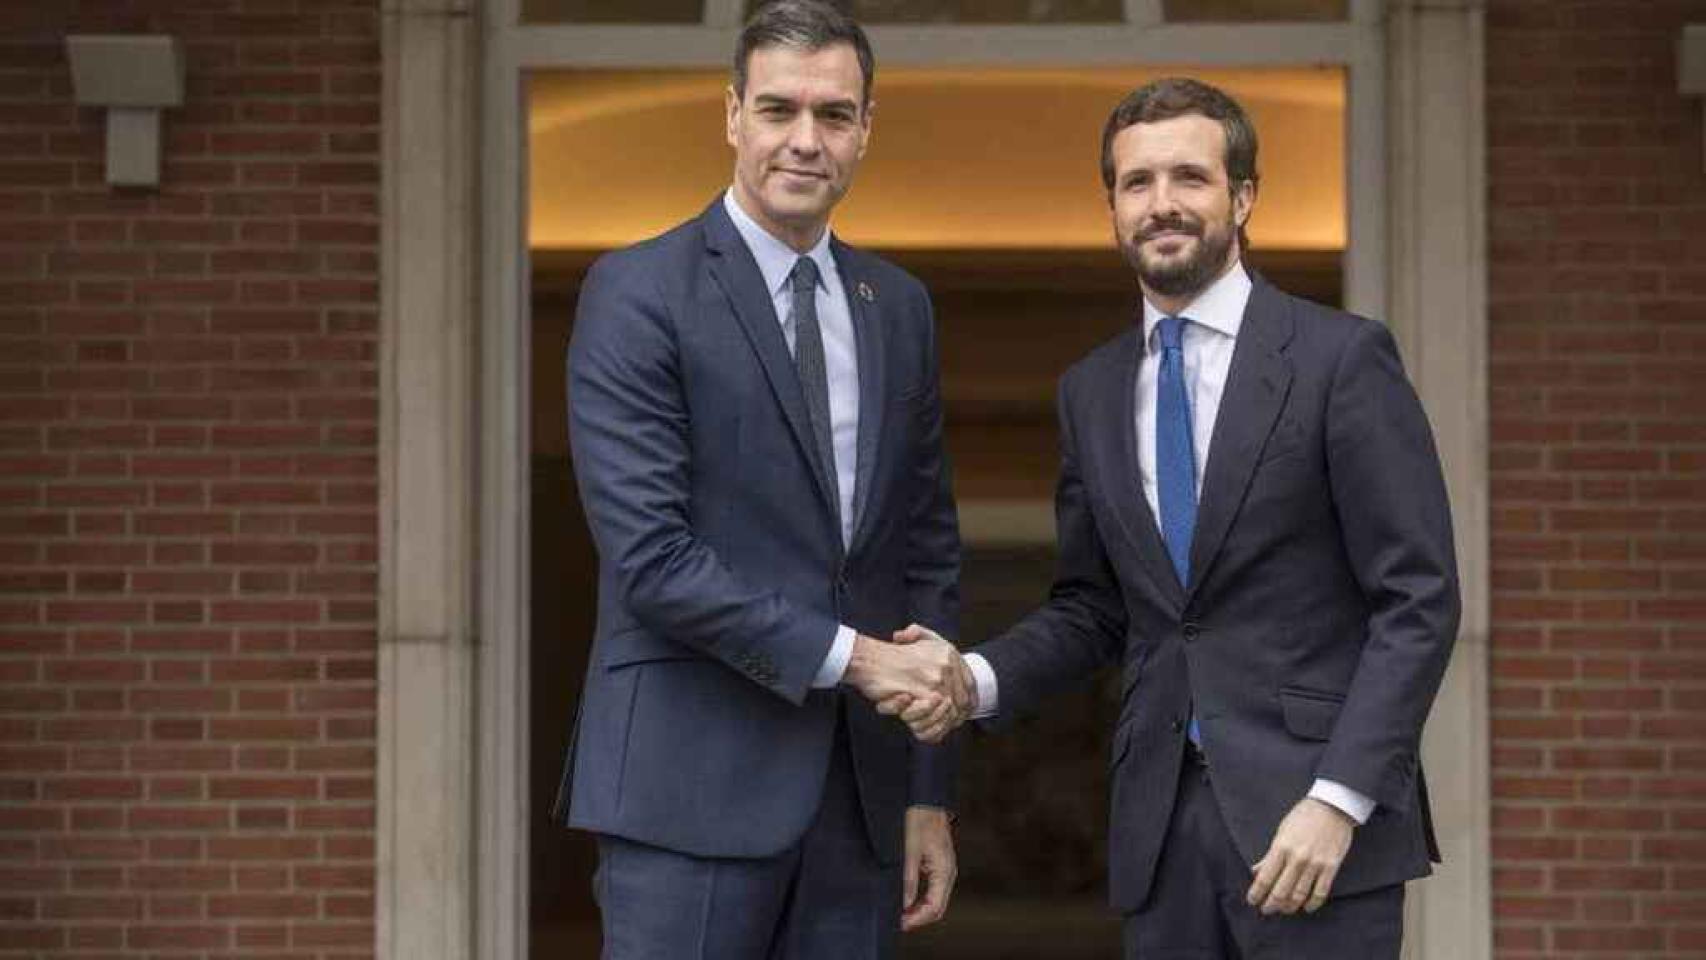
[903,847,920,909]
[891,623,927,645]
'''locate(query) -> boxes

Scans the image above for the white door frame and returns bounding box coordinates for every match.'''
[375,1,1489,958]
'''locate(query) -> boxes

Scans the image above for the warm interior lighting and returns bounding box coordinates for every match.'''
[529,66,1344,251]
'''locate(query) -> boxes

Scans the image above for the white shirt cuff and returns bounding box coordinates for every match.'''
[1308,778,1375,825]
[812,624,857,688]
[963,652,999,718]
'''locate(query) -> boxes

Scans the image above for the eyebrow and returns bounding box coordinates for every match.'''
[751,93,860,113]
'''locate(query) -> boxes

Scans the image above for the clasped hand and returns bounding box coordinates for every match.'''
[843,624,974,743]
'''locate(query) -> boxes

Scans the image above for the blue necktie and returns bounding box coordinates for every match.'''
[1156,316,1202,746]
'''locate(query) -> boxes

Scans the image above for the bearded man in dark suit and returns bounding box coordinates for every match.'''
[896,77,1459,959]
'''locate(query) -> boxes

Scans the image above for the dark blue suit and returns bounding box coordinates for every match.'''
[557,198,959,955]
[975,276,1458,953]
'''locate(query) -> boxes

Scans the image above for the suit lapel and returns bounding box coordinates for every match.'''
[1185,279,1295,600]
[701,201,841,524]
[834,240,883,551]
[1103,328,1185,609]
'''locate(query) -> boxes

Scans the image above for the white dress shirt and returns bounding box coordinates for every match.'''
[722,191,859,688]
[964,260,1375,825]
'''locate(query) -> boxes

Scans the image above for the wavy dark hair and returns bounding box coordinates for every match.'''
[733,0,875,109]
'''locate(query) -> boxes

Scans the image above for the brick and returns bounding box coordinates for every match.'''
[235,805,289,830]
[206,835,316,862]
[208,716,316,741]
[127,806,230,832]
[292,921,372,947]
[131,864,231,891]
[125,925,229,950]
[210,777,318,800]
[1493,776,1577,801]
[129,747,232,772]
[1554,926,1665,951]
[208,892,316,918]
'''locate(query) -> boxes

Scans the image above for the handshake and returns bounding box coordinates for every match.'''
[844,625,975,743]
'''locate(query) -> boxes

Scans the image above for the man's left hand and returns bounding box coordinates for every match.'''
[1246,796,1355,915]
[901,806,957,931]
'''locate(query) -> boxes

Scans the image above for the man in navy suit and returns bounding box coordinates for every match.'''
[557,2,970,957]
[896,78,1459,958]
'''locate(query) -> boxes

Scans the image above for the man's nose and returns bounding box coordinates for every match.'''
[786,114,822,154]
[1149,178,1180,215]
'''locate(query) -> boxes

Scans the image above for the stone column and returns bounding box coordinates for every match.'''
[1386,1,1491,958]
[377,2,479,959]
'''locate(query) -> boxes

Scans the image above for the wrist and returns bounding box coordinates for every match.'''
[844,633,878,686]
[906,804,953,824]
[1305,795,1358,828]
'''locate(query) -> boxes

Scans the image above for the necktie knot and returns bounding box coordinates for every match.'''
[791,256,820,295]
[1159,315,1187,352]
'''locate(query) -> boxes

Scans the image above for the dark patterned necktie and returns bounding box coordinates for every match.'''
[790,257,839,530]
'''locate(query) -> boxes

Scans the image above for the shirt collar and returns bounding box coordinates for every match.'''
[723,188,835,298]
[1141,258,1252,345]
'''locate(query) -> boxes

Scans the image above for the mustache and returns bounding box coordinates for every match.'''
[1137,214,1202,243]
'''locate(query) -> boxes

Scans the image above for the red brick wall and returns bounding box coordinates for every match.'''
[1489,1,1706,957]
[1,2,379,956]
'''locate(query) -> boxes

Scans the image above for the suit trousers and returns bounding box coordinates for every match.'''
[1122,751,1405,960]
[593,696,901,960]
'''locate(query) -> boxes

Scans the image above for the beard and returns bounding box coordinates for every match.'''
[1122,211,1237,301]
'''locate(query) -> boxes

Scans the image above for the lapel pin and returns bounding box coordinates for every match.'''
[857,281,875,302]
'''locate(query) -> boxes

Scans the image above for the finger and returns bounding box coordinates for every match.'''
[924,694,953,729]
[1281,861,1317,915]
[900,693,947,728]
[876,694,912,717]
[901,862,947,930]
[1305,859,1340,914]
[914,716,952,744]
[910,701,956,743]
[899,694,939,725]
[1245,851,1281,908]
[1262,854,1310,915]
[902,847,920,914]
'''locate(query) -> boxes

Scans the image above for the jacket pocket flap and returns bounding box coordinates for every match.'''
[1279,688,1343,741]
[600,628,698,669]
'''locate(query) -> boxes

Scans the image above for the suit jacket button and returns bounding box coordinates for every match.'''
[1182,623,1200,641]
[1170,718,1184,733]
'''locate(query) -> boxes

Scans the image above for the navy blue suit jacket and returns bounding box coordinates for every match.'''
[976,276,1459,911]
[557,199,960,865]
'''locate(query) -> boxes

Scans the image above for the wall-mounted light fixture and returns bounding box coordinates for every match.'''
[64,34,185,188]
[1683,25,1705,172]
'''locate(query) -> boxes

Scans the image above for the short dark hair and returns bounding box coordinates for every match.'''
[733,0,875,108]
[1099,77,1260,248]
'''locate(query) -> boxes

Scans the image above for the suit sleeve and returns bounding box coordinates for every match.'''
[901,287,965,808]
[1315,319,1461,811]
[567,254,838,705]
[972,375,1128,720]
